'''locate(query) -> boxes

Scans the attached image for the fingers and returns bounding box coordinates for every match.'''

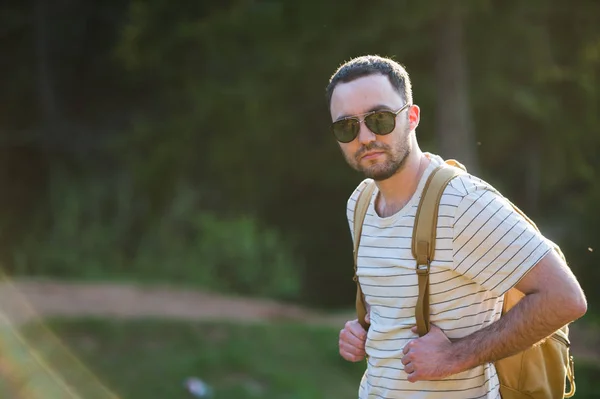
[401,352,419,382]
[365,303,371,324]
[339,340,366,362]
[402,339,414,355]
[347,319,367,339]
[339,320,367,349]
[339,319,368,362]
[402,353,418,382]
[401,352,411,365]
[339,334,366,362]
[406,370,418,383]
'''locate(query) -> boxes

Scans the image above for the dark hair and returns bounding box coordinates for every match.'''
[325,55,413,109]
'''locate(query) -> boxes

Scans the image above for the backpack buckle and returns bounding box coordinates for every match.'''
[416,263,430,275]
[416,241,430,275]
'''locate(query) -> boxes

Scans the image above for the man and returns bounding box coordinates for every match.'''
[327,55,587,398]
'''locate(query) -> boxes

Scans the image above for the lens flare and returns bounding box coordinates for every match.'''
[0,274,120,398]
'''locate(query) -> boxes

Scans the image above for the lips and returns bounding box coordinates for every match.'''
[361,151,384,160]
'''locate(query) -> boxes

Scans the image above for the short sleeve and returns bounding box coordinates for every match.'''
[452,189,552,297]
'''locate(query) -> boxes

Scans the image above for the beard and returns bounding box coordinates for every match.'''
[345,134,411,181]
[360,146,410,181]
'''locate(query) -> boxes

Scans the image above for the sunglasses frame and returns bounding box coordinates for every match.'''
[331,103,412,143]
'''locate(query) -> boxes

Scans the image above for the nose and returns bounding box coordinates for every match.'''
[356,120,376,145]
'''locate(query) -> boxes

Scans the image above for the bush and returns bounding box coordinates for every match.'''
[11,170,302,301]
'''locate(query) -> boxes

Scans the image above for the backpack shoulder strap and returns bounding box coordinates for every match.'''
[412,162,464,336]
[353,180,377,331]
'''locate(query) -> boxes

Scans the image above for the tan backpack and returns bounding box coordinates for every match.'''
[352,159,576,399]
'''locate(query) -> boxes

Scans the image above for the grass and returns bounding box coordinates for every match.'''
[2,319,599,399]
[4,319,366,399]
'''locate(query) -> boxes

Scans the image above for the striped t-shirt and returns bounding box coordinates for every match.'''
[347,153,552,399]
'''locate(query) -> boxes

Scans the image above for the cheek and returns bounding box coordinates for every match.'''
[340,142,358,156]
[377,135,396,150]
[388,127,409,147]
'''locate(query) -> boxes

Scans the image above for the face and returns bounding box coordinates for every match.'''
[329,74,419,181]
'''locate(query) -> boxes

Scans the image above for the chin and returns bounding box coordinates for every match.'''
[363,166,398,181]
[362,153,408,180]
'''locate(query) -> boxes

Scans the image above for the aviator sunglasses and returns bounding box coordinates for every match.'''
[331,103,412,143]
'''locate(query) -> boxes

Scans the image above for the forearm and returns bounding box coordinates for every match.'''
[448,290,574,373]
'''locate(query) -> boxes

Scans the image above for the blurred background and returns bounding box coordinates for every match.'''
[0,0,599,398]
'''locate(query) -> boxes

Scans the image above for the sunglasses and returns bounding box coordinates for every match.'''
[331,103,411,143]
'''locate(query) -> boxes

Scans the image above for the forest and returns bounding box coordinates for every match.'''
[1,0,599,311]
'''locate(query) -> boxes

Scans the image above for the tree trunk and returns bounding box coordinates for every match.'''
[34,0,60,130]
[434,3,479,174]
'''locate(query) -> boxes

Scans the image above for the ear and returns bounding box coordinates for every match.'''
[408,104,420,131]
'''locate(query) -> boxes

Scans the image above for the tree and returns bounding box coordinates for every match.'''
[433,2,480,174]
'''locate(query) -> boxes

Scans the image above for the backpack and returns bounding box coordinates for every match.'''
[352,159,576,399]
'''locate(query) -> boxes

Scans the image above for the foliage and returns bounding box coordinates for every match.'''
[0,0,599,308]
[111,0,600,306]
[11,170,302,301]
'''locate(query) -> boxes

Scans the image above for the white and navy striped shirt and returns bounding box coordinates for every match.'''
[347,153,552,399]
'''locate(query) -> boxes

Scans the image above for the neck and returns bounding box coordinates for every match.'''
[375,147,430,218]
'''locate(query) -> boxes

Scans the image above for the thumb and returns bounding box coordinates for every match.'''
[411,326,418,334]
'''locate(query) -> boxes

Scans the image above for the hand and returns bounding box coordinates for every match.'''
[339,319,367,362]
[401,324,457,382]
[339,304,371,362]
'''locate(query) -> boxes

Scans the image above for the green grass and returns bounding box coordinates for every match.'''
[6,319,366,399]
[3,319,599,399]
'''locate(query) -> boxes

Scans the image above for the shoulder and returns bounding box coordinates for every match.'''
[446,171,501,198]
[448,171,544,239]
[435,166,523,230]
[347,178,375,209]
[346,178,376,227]
[439,169,508,209]
[423,154,502,202]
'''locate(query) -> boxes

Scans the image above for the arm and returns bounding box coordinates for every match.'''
[401,187,587,382]
[446,248,587,373]
[402,248,587,382]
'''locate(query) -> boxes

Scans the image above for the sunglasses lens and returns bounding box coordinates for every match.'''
[364,111,396,135]
[332,119,359,143]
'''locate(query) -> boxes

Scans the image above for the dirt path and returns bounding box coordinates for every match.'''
[1,278,598,364]
[0,279,348,327]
